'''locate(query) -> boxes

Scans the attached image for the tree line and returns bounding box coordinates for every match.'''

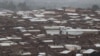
[0,1,99,11]
[0,1,31,11]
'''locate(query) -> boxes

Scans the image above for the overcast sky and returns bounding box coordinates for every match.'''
[0,0,100,4]
[0,0,100,8]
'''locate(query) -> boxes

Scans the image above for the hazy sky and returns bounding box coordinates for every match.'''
[30,0,100,8]
[0,0,100,4]
[0,0,100,8]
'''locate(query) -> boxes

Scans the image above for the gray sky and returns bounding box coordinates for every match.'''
[0,0,100,8]
[0,0,99,4]
[30,0,100,8]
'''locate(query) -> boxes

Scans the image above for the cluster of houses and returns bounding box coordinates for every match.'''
[0,8,100,56]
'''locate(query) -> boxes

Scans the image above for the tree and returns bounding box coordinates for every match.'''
[0,1,16,11]
[18,2,30,11]
[92,5,100,11]
[8,1,16,10]
[0,1,31,11]
[0,1,9,9]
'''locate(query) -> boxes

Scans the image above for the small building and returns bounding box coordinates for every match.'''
[64,44,81,51]
[44,26,65,35]
[60,50,76,56]
[83,49,96,56]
